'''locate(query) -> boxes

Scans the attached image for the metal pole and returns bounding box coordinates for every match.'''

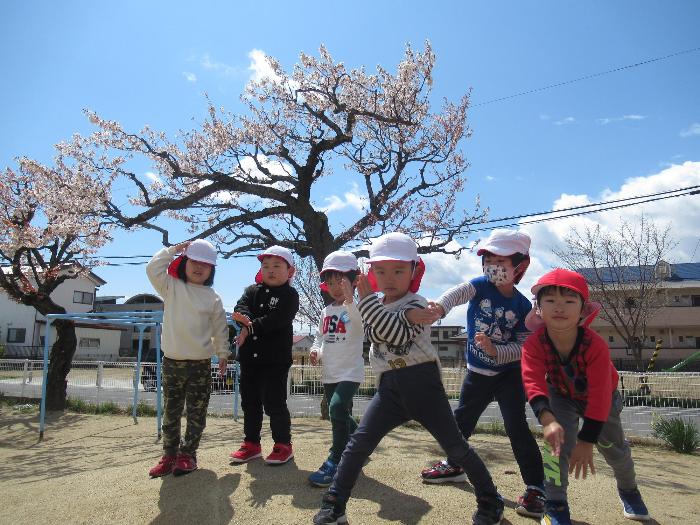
[21,359,29,399]
[39,317,53,440]
[96,361,104,406]
[155,324,162,440]
[132,326,146,423]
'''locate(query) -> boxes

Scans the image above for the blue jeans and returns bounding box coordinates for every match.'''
[451,366,544,488]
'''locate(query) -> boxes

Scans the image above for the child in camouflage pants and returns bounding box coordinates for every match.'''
[146,239,230,477]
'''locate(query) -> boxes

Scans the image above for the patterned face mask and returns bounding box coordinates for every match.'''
[483,264,516,286]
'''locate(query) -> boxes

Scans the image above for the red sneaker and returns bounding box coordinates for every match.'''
[172,453,197,476]
[229,441,262,463]
[265,442,294,465]
[149,455,177,478]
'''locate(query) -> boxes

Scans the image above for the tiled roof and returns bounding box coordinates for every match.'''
[580,262,700,284]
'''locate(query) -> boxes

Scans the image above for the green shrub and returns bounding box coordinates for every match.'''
[651,415,700,454]
[135,401,157,417]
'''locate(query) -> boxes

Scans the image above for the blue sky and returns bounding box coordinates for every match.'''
[2,1,700,327]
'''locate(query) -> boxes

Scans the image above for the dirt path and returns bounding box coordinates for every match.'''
[1,408,697,524]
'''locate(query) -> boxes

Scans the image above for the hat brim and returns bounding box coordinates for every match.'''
[365,256,417,263]
[257,253,294,267]
[531,282,587,302]
[320,266,358,274]
[476,246,525,256]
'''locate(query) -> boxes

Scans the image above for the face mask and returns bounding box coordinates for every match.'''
[483,264,516,286]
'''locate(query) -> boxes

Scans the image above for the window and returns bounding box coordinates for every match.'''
[673,296,680,303]
[608,335,614,342]
[430,330,438,338]
[439,345,449,352]
[7,328,26,343]
[79,338,100,349]
[679,336,684,343]
[649,335,655,342]
[625,347,634,356]
[443,330,450,339]
[73,291,94,305]
[451,330,458,337]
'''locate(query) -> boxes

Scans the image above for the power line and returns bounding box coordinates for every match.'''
[87,184,700,264]
[471,46,700,108]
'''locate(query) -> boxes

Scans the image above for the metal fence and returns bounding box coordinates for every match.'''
[2,359,699,438]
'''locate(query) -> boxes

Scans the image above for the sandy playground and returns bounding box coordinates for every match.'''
[0,407,698,524]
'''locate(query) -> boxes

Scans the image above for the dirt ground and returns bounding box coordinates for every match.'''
[1,407,698,525]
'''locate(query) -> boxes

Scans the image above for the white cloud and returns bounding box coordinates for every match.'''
[248,49,281,83]
[554,116,575,126]
[200,53,238,76]
[539,114,550,121]
[597,114,646,125]
[680,123,700,138]
[182,71,197,83]
[485,175,496,182]
[144,171,160,183]
[521,161,700,270]
[317,183,368,213]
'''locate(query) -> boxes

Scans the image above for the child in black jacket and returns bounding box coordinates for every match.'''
[230,246,300,465]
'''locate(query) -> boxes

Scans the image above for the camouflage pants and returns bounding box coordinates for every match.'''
[161,357,212,456]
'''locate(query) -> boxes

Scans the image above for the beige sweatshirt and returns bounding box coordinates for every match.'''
[146,247,229,360]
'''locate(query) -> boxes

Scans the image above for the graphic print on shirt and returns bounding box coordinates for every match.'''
[321,312,351,344]
[470,297,521,363]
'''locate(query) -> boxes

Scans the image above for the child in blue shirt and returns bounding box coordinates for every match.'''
[420,229,546,519]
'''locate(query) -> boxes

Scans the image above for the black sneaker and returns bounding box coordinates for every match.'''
[313,492,348,524]
[472,492,504,525]
[515,485,545,518]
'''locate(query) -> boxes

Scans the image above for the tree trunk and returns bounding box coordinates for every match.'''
[45,319,77,411]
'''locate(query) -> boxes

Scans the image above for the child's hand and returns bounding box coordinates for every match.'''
[542,418,565,457]
[569,441,595,479]
[236,326,249,347]
[474,332,497,357]
[173,241,191,254]
[356,274,374,300]
[405,308,441,325]
[426,301,446,318]
[340,278,355,305]
[233,312,252,327]
[218,357,228,377]
[309,350,319,366]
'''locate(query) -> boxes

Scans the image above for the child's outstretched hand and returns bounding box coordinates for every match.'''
[405,308,441,325]
[426,301,446,319]
[340,278,355,305]
[356,274,374,300]
[541,413,565,457]
[474,332,497,357]
[309,350,319,366]
[218,357,228,377]
[569,441,596,479]
[232,312,252,327]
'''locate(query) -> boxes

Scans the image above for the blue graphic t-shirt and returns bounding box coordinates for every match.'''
[465,275,532,375]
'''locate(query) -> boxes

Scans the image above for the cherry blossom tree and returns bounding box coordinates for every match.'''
[0,159,112,410]
[60,42,485,270]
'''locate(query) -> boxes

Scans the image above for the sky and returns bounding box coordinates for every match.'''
[2,1,700,329]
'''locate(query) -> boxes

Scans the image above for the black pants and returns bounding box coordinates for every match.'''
[239,362,291,444]
[330,361,497,502]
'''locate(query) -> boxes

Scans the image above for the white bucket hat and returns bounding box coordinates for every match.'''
[257,245,295,267]
[476,229,531,256]
[366,232,419,263]
[321,251,359,274]
[185,239,218,266]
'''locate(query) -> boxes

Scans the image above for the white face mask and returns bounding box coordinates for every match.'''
[483,264,516,286]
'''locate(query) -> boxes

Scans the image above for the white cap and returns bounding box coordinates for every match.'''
[476,229,530,257]
[257,245,295,267]
[321,251,359,274]
[185,239,217,266]
[366,232,418,263]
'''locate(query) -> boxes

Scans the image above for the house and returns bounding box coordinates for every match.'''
[430,324,466,366]
[292,334,315,364]
[0,265,121,360]
[584,261,700,366]
[94,293,164,358]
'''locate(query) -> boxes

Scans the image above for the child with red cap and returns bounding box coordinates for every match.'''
[521,268,650,524]
[313,232,503,525]
[307,250,365,487]
[419,229,545,520]
[230,245,300,465]
[146,239,230,477]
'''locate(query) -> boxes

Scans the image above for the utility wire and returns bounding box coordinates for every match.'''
[88,185,700,265]
[471,46,700,108]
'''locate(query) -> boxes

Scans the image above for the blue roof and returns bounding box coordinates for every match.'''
[579,262,700,284]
